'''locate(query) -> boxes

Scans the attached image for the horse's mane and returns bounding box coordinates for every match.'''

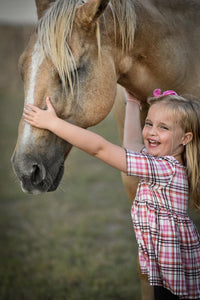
[37,0,136,93]
[109,1,136,51]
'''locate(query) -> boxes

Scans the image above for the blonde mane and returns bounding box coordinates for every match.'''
[37,0,136,94]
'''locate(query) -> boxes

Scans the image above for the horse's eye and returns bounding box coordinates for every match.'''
[57,67,81,90]
[65,70,77,89]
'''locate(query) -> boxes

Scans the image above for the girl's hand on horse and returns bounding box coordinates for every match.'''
[124,89,142,110]
[23,97,58,130]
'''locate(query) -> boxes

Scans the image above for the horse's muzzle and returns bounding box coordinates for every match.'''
[11,152,65,194]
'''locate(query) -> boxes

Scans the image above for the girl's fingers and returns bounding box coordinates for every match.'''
[46,97,54,111]
[23,114,33,122]
[23,110,34,119]
[24,114,36,126]
[23,109,35,121]
[24,107,31,113]
[24,118,34,126]
[25,104,40,112]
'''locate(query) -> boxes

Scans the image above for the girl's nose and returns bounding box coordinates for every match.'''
[149,126,156,135]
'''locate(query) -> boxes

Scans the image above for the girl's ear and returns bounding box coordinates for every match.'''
[182,132,193,146]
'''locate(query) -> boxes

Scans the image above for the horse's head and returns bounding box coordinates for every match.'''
[12,0,134,194]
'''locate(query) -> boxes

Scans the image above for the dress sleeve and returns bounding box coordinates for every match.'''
[126,149,174,186]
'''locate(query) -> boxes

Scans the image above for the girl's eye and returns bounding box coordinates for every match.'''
[160,125,169,130]
[145,121,152,126]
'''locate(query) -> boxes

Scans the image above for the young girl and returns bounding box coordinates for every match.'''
[24,89,200,299]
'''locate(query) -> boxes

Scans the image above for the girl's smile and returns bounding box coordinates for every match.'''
[147,139,160,147]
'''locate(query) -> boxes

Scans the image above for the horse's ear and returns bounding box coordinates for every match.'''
[35,0,55,19]
[76,0,110,25]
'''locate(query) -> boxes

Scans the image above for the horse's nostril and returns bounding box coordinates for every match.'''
[31,164,46,185]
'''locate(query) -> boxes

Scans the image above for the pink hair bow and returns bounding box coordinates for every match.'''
[153,89,177,97]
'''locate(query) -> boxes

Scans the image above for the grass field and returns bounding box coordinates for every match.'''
[0,89,142,300]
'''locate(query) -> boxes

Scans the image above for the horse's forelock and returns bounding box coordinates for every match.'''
[37,0,136,94]
[38,0,80,94]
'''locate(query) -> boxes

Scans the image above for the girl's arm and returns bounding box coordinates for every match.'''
[23,98,127,173]
[123,90,144,151]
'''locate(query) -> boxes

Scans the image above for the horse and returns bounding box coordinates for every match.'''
[11,0,200,299]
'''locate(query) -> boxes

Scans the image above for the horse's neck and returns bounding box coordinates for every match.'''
[109,1,164,99]
[113,0,200,99]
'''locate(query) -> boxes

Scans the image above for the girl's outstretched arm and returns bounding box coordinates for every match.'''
[24,97,127,173]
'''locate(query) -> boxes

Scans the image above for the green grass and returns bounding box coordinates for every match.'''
[0,90,140,300]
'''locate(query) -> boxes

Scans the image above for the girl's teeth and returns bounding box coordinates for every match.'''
[149,140,158,145]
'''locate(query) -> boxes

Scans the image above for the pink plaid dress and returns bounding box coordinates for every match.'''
[126,149,200,299]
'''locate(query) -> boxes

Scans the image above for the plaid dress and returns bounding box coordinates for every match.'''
[126,149,200,299]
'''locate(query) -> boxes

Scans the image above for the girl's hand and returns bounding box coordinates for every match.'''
[23,97,58,131]
[124,89,142,110]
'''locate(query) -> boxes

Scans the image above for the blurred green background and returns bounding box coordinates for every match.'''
[0,6,199,300]
[0,23,141,300]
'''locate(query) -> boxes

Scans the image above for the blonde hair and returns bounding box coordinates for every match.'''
[148,94,200,210]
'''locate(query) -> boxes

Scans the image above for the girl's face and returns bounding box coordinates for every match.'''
[142,103,188,163]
